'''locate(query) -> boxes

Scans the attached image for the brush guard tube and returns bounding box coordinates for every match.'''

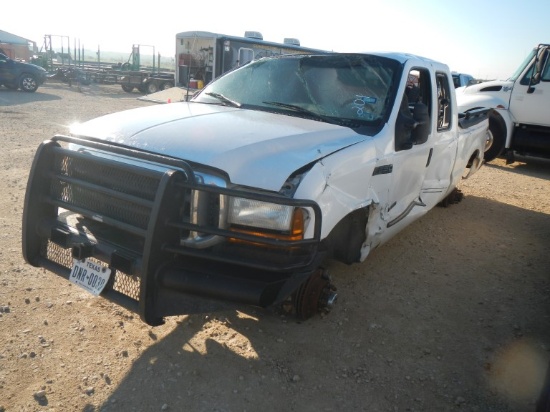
[22,135,324,325]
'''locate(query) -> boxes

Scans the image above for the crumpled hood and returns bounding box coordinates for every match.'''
[70,102,369,191]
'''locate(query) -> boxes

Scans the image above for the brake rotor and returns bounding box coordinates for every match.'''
[294,268,337,320]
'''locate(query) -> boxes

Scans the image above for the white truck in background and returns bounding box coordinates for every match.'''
[457,43,550,163]
[452,72,476,88]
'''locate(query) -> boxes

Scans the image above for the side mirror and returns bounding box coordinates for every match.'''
[529,48,548,90]
[395,96,416,151]
[411,103,431,144]
[395,112,415,151]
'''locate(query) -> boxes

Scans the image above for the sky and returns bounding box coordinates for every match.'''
[2,0,548,80]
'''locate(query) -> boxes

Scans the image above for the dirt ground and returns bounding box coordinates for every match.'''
[0,81,549,412]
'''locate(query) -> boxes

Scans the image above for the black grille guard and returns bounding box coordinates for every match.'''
[22,135,324,325]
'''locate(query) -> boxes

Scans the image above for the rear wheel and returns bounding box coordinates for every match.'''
[121,85,134,93]
[19,73,39,92]
[484,111,506,162]
[146,82,159,94]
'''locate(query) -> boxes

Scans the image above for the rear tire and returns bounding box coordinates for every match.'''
[121,85,134,93]
[146,82,159,94]
[484,111,506,162]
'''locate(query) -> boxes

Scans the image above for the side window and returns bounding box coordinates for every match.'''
[436,72,452,131]
[238,48,254,66]
[452,75,460,88]
[542,54,550,81]
[395,68,433,151]
[520,48,550,84]
[520,66,535,85]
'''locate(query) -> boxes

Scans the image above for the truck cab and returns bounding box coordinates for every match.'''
[508,46,550,127]
[452,72,475,88]
[456,43,550,162]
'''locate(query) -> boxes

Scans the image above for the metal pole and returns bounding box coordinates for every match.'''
[66,36,71,67]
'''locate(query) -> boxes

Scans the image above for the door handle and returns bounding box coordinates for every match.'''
[426,148,433,167]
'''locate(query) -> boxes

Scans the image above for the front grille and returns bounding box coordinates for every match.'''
[50,150,163,231]
[55,151,159,199]
[30,136,199,306]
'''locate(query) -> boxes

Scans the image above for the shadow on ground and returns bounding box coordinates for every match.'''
[92,193,550,412]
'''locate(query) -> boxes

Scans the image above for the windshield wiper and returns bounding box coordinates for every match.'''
[263,101,317,115]
[205,92,242,108]
[262,101,332,121]
[263,101,363,127]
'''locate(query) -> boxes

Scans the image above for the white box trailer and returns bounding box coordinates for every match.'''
[175,31,327,88]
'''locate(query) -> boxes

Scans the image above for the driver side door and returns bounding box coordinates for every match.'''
[385,67,435,230]
[510,47,550,127]
[0,54,15,84]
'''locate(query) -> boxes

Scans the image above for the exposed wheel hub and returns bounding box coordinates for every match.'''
[293,268,337,320]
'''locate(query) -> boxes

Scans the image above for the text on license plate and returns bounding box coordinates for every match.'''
[70,258,111,296]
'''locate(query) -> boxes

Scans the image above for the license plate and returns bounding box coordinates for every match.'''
[70,258,111,296]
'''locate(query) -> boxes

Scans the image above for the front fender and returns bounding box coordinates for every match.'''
[457,92,515,147]
[294,139,379,241]
[490,109,515,149]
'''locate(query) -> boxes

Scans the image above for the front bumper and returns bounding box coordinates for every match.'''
[22,135,324,325]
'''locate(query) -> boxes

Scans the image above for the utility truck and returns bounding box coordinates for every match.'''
[22,52,489,326]
[457,43,550,162]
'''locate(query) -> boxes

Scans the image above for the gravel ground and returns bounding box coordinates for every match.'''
[0,81,549,412]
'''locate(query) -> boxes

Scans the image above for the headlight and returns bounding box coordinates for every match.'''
[228,197,293,231]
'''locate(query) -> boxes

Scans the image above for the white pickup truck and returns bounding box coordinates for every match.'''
[457,43,550,163]
[22,52,489,325]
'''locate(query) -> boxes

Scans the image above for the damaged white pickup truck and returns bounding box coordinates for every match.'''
[22,53,489,325]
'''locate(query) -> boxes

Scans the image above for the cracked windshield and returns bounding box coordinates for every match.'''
[193,54,402,127]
